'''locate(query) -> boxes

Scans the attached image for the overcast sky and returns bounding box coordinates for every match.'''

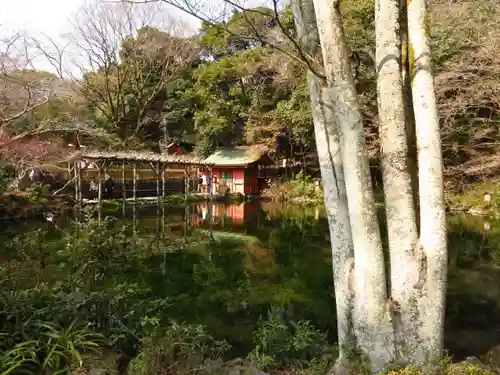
[1,0,82,37]
[0,0,202,74]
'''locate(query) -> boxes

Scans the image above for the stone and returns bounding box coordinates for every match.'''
[447,357,495,374]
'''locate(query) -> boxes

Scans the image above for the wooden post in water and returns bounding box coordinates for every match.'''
[133,161,137,202]
[132,203,137,251]
[121,160,126,215]
[161,202,165,236]
[156,203,160,251]
[156,162,161,203]
[184,203,189,237]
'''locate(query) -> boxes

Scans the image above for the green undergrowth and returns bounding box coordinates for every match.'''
[262,172,323,204]
[3,210,500,374]
[0,214,335,374]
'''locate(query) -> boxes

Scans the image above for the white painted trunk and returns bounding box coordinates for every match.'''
[408,0,448,365]
[311,0,394,370]
[291,0,357,369]
[375,0,422,365]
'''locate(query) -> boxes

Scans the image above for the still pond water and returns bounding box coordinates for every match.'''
[2,201,500,360]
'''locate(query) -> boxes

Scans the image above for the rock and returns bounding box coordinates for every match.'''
[224,358,269,375]
[483,345,500,370]
[468,207,487,216]
[447,357,494,374]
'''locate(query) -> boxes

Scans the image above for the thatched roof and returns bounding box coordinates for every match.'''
[204,146,273,166]
[70,150,212,166]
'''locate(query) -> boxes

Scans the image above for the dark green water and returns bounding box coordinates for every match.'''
[2,202,500,360]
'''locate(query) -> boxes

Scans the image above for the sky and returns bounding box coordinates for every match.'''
[0,0,202,74]
[0,0,83,38]
[1,0,89,73]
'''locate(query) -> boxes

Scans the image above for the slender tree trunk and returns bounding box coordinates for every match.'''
[291,0,357,371]
[408,0,447,366]
[375,0,421,365]
[311,0,393,370]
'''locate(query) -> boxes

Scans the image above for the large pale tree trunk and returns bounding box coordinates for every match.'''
[311,0,394,370]
[375,0,422,365]
[407,0,447,365]
[291,0,357,371]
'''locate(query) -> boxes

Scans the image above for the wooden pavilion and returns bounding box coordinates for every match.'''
[68,150,213,206]
[203,146,273,195]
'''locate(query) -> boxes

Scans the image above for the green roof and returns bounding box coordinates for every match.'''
[203,147,263,166]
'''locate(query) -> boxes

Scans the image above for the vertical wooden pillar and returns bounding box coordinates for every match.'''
[77,162,83,206]
[162,168,166,197]
[97,163,103,224]
[73,162,78,204]
[208,166,214,200]
[184,166,188,200]
[164,163,168,197]
[103,163,108,199]
[156,162,161,203]
[97,165,103,206]
[133,161,137,202]
[121,160,126,215]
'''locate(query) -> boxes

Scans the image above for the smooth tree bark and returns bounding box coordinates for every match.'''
[311,0,394,370]
[290,0,357,371]
[375,0,422,365]
[407,0,448,365]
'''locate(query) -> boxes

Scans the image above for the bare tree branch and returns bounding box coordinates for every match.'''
[0,32,56,128]
[36,1,200,143]
[123,0,326,78]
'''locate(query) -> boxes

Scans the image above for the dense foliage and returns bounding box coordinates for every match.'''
[2,205,500,373]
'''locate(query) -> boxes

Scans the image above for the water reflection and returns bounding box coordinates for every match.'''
[110,203,500,359]
[2,203,500,360]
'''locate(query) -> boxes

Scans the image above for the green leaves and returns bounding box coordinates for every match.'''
[249,305,330,370]
[0,320,103,375]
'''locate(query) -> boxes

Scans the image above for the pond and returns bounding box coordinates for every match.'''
[1,201,500,370]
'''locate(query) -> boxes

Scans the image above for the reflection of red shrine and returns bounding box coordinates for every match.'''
[191,203,258,228]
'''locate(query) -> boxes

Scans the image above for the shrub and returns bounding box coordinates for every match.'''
[248,305,332,371]
[128,321,231,375]
[262,172,322,203]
